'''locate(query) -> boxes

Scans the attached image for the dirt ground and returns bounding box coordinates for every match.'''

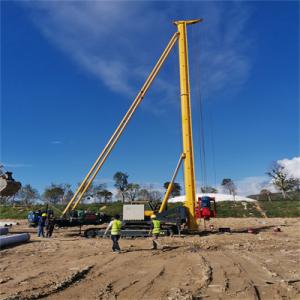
[0,218,299,300]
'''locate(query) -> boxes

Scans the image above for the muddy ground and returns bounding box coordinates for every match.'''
[0,218,299,300]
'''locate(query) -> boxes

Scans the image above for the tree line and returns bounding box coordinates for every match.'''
[2,171,183,206]
[2,161,299,206]
[1,174,234,206]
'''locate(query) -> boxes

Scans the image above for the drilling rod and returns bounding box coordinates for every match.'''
[62,32,179,216]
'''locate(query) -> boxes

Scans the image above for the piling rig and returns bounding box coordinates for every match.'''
[60,19,207,236]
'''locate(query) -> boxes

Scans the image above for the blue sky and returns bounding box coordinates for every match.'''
[1,1,299,196]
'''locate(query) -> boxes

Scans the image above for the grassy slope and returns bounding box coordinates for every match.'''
[216,201,262,218]
[259,200,300,217]
[1,199,299,219]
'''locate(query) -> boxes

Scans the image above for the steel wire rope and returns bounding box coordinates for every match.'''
[208,104,218,188]
[200,26,218,189]
[192,25,208,190]
[190,26,204,192]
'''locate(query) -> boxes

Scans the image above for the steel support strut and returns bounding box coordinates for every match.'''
[62,32,179,216]
[159,153,185,213]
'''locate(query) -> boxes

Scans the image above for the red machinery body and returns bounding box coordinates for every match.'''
[195,196,217,220]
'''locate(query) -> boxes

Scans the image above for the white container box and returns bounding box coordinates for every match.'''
[123,205,144,221]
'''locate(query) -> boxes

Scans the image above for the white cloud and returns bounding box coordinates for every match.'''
[24,2,161,97]
[22,2,253,111]
[235,176,275,196]
[231,156,300,196]
[277,156,300,179]
[50,140,62,145]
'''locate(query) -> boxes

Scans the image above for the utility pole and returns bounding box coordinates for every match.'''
[175,19,202,230]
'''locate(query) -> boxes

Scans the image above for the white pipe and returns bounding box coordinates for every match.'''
[0,233,30,248]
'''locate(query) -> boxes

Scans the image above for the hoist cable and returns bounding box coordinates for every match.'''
[192,26,208,190]
[208,107,217,188]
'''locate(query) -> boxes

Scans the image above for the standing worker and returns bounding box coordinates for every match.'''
[150,214,161,250]
[104,214,122,253]
[37,212,47,237]
[46,214,55,238]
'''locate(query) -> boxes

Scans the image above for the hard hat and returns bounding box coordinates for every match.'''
[151,214,156,219]
[42,213,47,217]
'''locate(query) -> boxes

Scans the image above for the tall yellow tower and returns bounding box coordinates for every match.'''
[175,20,202,230]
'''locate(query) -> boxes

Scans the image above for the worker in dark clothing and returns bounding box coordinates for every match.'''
[37,213,47,237]
[150,214,161,250]
[104,214,122,253]
[46,215,55,238]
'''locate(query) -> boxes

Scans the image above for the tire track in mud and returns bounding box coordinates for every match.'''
[229,260,261,300]
[94,247,204,300]
[186,247,227,299]
[96,278,141,300]
[240,251,300,296]
[141,266,166,298]
[115,280,139,298]
[198,250,299,300]
[50,252,147,300]
[230,253,300,300]
[199,256,213,289]
[1,265,93,300]
[2,251,118,300]
[95,254,169,300]
[191,251,263,300]
[229,258,261,299]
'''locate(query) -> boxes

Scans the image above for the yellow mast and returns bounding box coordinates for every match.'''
[174,19,202,230]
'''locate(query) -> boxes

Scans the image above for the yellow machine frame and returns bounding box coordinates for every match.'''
[62,19,203,231]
